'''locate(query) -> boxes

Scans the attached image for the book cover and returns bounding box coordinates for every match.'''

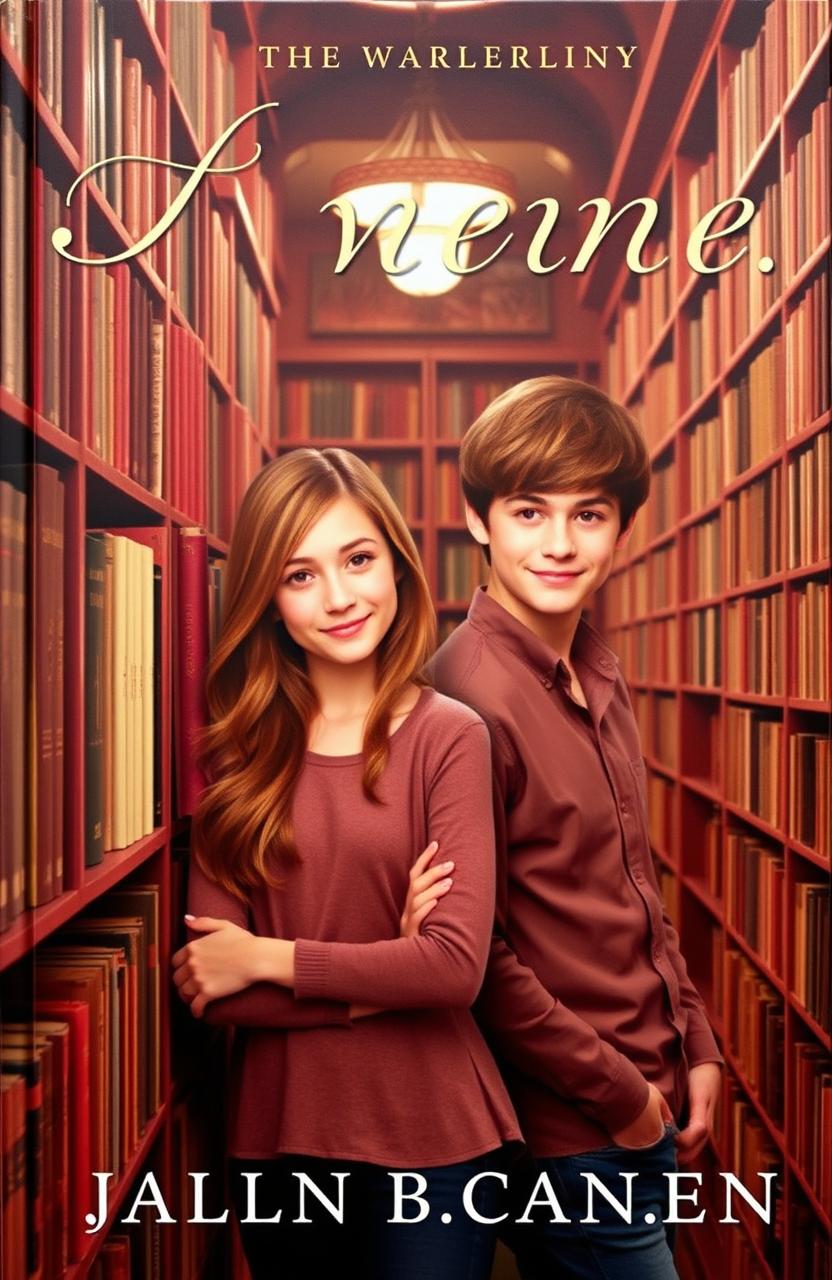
[0,2,829,1278]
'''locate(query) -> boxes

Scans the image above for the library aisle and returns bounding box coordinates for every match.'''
[0,2,828,1279]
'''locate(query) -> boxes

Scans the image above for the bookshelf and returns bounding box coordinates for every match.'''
[0,2,278,1277]
[592,3,831,1277]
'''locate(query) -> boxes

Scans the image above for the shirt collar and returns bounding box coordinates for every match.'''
[466,585,619,686]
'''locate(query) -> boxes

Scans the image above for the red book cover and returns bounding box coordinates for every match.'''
[175,526,208,817]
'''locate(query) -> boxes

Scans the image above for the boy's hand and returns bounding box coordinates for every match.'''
[610,1081,672,1149]
[675,1062,721,1164]
[399,841,454,937]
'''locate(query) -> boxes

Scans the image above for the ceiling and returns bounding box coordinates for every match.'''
[251,1,668,225]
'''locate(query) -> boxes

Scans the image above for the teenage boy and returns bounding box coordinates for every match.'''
[430,377,723,1279]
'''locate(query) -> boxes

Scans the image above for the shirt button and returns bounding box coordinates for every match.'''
[621,801,629,814]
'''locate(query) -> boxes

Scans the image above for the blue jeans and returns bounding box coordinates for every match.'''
[229,1150,507,1280]
[503,1124,680,1280]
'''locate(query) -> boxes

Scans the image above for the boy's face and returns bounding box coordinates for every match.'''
[466,488,632,629]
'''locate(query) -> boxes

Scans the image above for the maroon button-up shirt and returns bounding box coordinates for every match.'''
[430,587,723,1157]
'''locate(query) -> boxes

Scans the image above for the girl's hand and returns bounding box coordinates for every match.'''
[399,841,454,938]
[172,916,262,1018]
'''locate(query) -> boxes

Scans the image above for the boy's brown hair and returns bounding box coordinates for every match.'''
[460,376,650,559]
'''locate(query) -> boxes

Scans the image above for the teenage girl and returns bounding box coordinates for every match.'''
[171,447,520,1280]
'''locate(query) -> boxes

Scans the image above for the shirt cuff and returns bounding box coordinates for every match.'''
[589,1053,651,1133]
[684,1025,724,1068]
[293,938,332,999]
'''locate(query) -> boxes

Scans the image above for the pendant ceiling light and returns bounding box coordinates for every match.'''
[329,90,517,296]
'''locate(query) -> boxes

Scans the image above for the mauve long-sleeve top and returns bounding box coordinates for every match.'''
[185,687,522,1166]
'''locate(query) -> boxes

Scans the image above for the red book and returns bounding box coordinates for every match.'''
[175,527,208,815]
[0,464,62,907]
[31,1000,91,1264]
[171,325,181,513]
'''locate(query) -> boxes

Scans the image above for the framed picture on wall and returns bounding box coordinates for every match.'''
[308,252,552,337]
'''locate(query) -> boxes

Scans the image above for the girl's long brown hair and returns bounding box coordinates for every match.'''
[191,447,436,898]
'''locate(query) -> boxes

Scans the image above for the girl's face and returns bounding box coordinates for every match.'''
[274,495,400,668]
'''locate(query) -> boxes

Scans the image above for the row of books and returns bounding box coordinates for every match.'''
[436,376,519,441]
[725,591,784,697]
[782,90,830,279]
[0,99,30,407]
[207,21,237,163]
[651,694,678,772]
[170,170,199,330]
[720,1,780,193]
[724,706,782,829]
[620,583,825,703]
[789,731,829,860]
[438,541,487,602]
[651,542,676,611]
[793,881,830,1027]
[605,235,670,400]
[701,810,722,899]
[623,543,667,618]
[725,1087,781,1268]
[34,167,73,433]
[169,0,210,150]
[687,512,721,600]
[366,458,422,521]
[638,355,677,452]
[0,0,35,67]
[650,455,674,538]
[793,578,828,703]
[686,605,722,688]
[616,434,827,609]
[725,828,784,976]
[792,1043,832,1203]
[169,325,206,523]
[721,338,782,482]
[725,948,784,1125]
[207,206,233,385]
[726,468,780,588]
[0,466,65,920]
[0,885,161,1279]
[207,383,233,544]
[235,262,275,441]
[87,0,161,248]
[84,1092,227,1280]
[89,259,164,496]
[646,769,673,855]
[435,457,466,522]
[631,558,648,616]
[718,177,780,365]
[280,377,422,441]
[623,616,679,685]
[685,414,721,514]
[784,0,830,90]
[0,490,228,932]
[84,531,159,866]
[788,429,830,569]
[687,284,720,403]
[785,270,830,436]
